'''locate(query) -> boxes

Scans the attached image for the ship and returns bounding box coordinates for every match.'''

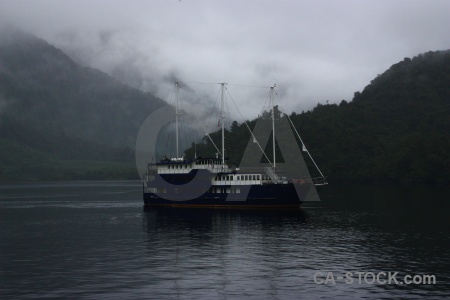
[143,82,327,208]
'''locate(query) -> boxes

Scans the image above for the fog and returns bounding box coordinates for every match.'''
[1,0,450,119]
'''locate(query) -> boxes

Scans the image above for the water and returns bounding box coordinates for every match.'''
[1,181,449,299]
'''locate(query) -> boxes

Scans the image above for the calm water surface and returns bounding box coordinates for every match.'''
[0,181,449,299]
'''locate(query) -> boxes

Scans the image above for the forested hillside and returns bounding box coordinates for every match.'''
[1,27,448,183]
[185,51,450,183]
[0,28,165,181]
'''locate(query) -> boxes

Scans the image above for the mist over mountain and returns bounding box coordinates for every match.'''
[0,28,166,180]
[1,27,448,182]
[186,50,450,183]
[0,27,165,148]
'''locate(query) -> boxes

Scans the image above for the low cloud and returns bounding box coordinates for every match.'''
[1,0,449,120]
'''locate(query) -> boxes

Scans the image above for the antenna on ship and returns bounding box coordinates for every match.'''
[271,84,276,169]
[220,82,226,166]
[175,81,180,159]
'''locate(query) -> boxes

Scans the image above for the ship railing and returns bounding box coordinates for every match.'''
[206,165,236,173]
[157,169,191,174]
[237,167,272,173]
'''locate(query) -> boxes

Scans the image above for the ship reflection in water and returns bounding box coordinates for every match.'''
[1,182,449,299]
[143,205,310,233]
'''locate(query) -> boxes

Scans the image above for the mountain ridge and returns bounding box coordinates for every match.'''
[185,50,450,183]
[0,27,166,148]
[0,28,166,181]
[1,28,448,182]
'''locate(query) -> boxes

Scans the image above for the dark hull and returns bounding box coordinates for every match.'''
[143,183,312,208]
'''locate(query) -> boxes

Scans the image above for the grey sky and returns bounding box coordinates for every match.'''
[1,0,449,119]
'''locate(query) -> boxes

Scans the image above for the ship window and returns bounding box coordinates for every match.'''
[253,175,256,180]
[236,176,240,180]
[236,188,240,193]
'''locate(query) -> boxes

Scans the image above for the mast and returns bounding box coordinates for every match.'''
[220,83,226,166]
[270,85,276,168]
[175,81,180,159]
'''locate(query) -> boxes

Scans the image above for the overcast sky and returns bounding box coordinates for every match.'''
[1,0,450,119]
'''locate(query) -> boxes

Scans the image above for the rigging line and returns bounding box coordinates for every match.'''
[179,112,187,158]
[285,113,327,179]
[163,116,174,158]
[182,81,271,88]
[226,83,271,88]
[224,86,273,167]
[183,81,220,85]
[262,88,271,114]
[178,84,190,157]
[206,87,222,129]
[162,83,179,159]
[225,93,231,127]
[167,85,180,158]
[191,109,222,157]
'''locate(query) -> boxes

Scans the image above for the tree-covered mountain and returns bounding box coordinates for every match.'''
[1,27,448,183]
[185,50,450,183]
[0,28,166,181]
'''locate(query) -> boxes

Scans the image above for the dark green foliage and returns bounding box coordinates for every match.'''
[0,28,163,181]
[0,28,165,145]
[1,27,448,183]
[185,50,450,183]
